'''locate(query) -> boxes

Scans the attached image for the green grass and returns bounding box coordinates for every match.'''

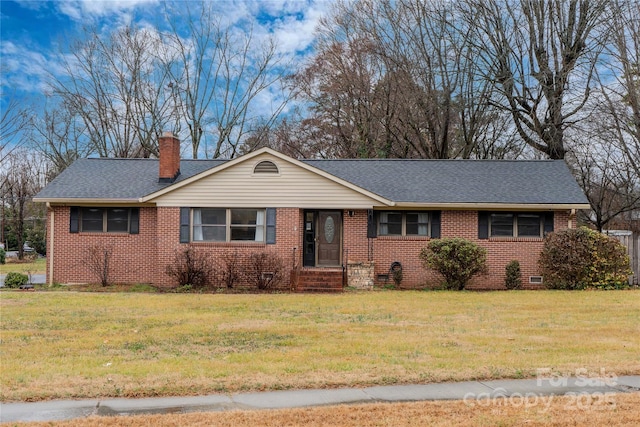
[1,290,639,402]
[0,257,46,274]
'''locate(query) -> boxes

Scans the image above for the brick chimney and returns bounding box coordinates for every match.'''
[158,131,180,183]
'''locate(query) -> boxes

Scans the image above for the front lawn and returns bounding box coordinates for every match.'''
[1,290,638,402]
[1,257,46,274]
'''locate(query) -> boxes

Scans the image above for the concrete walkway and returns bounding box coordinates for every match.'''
[1,376,638,422]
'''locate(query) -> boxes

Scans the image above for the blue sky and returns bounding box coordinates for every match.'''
[1,0,328,107]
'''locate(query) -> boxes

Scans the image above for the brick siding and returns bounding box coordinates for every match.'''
[47,206,574,290]
[342,209,574,290]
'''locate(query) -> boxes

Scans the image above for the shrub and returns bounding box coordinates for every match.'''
[505,260,522,290]
[539,227,631,290]
[165,247,214,289]
[245,251,285,290]
[4,272,28,289]
[214,250,243,289]
[0,247,5,264]
[391,262,403,287]
[86,244,113,286]
[419,238,488,290]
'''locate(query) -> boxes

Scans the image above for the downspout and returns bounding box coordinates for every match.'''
[47,203,54,286]
[569,209,576,229]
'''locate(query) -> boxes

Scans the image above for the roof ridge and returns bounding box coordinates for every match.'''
[86,157,157,161]
[302,158,558,162]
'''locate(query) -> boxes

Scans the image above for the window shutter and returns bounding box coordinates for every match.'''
[179,207,190,243]
[69,207,79,233]
[266,208,276,244]
[366,209,377,238]
[478,211,489,239]
[430,211,441,238]
[543,212,554,235]
[129,208,140,234]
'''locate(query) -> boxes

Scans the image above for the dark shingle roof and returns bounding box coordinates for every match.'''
[302,159,589,205]
[34,158,224,200]
[35,155,588,206]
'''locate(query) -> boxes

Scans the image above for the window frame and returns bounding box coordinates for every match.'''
[489,212,544,238]
[378,211,431,237]
[78,207,134,233]
[191,208,266,242]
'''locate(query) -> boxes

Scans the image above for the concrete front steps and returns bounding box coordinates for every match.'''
[294,268,344,293]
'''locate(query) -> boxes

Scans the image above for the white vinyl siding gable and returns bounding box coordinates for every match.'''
[152,154,381,208]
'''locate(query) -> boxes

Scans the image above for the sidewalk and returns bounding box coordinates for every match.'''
[1,376,639,423]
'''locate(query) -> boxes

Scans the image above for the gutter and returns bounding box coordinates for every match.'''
[33,198,153,206]
[389,203,592,210]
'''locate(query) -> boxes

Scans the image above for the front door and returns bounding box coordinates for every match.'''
[317,211,342,266]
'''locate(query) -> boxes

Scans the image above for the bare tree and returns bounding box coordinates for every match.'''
[288,0,519,160]
[50,25,175,158]
[596,0,640,176]
[0,149,48,259]
[464,0,609,159]
[30,100,90,179]
[568,141,640,231]
[1,95,31,164]
[161,2,290,159]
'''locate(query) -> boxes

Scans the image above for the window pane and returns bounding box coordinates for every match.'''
[406,212,429,235]
[198,209,225,225]
[198,225,226,241]
[107,208,129,232]
[81,208,103,232]
[380,212,402,235]
[517,214,541,237]
[231,209,258,225]
[490,213,514,236]
[231,226,257,241]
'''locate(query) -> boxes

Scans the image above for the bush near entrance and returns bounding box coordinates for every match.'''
[539,227,631,290]
[419,238,488,290]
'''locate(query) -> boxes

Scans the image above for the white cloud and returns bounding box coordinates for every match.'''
[55,0,158,23]
[0,41,51,93]
[272,4,325,55]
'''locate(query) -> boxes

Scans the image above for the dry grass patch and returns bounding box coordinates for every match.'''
[1,290,639,402]
[9,393,640,427]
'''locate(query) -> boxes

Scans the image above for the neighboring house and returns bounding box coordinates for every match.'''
[34,132,590,290]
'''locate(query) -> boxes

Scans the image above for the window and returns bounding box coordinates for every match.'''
[489,212,543,237]
[72,207,139,234]
[379,211,430,236]
[192,208,265,242]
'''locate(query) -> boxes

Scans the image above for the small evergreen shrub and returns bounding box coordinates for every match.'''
[419,238,488,290]
[539,227,631,290]
[505,260,522,290]
[0,247,5,264]
[4,272,28,289]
